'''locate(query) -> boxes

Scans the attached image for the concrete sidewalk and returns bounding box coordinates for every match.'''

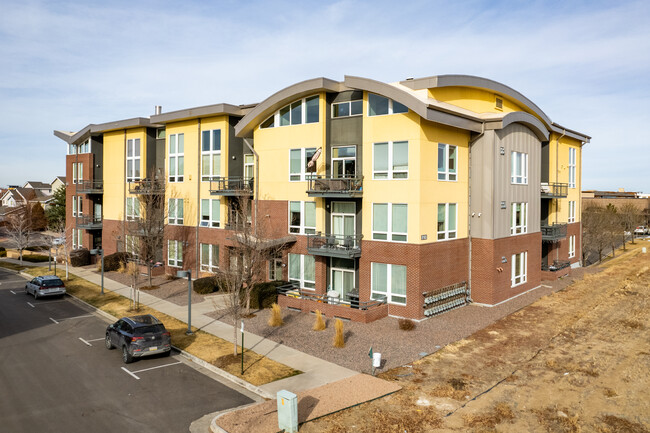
[2,258,357,397]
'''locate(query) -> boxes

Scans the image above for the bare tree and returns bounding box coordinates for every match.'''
[582,203,612,264]
[5,205,34,262]
[620,202,643,245]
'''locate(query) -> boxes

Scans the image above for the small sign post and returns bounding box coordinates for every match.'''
[241,320,245,375]
[368,346,373,375]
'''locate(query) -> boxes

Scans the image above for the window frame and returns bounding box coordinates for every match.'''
[437,143,458,181]
[289,147,317,182]
[72,162,83,184]
[510,202,528,235]
[372,141,409,180]
[288,201,316,235]
[568,200,576,223]
[201,129,221,182]
[200,198,220,228]
[126,138,141,183]
[367,93,409,117]
[569,235,576,259]
[200,243,219,272]
[168,198,184,225]
[437,203,458,240]
[511,151,528,185]
[372,203,408,242]
[167,240,183,268]
[260,95,319,129]
[125,235,139,259]
[168,133,185,183]
[72,228,82,249]
[370,262,407,305]
[511,252,527,287]
[288,253,316,290]
[568,148,576,188]
[332,100,363,118]
[126,197,140,221]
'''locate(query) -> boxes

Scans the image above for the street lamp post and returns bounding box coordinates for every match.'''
[176,270,193,335]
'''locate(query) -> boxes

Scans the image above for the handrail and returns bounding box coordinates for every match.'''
[277,283,386,310]
[540,182,568,198]
[128,179,165,194]
[541,259,571,271]
[307,175,363,194]
[307,233,363,250]
[209,177,254,194]
[76,180,104,193]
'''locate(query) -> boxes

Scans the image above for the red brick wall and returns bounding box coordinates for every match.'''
[66,153,94,253]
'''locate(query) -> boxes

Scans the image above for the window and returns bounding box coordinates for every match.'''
[244,154,254,179]
[372,203,407,242]
[200,199,220,227]
[289,148,317,181]
[72,162,83,184]
[72,196,83,217]
[125,235,138,258]
[269,254,283,281]
[168,198,184,225]
[79,139,90,154]
[511,151,528,184]
[201,129,221,181]
[68,143,76,155]
[373,141,408,179]
[332,100,362,118]
[368,93,408,116]
[437,203,457,240]
[72,229,82,249]
[438,144,457,181]
[568,201,576,223]
[260,95,319,129]
[371,262,406,304]
[288,254,315,290]
[511,252,527,287]
[168,133,184,182]
[568,148,576,188]
[510,203,528,235]
[289,201,316,234]
[569,235,576,259]
[200,244,219,272]
[168,240,183,267]
[126,197,140,221]
[126,138,141,182]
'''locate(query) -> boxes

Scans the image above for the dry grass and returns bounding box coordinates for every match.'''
[533,406,581,433]
[21,267,301,386]
[398,318,416,331]
[463,402,515,429]
[326,405,442,433]
[597,415,649,433]
[117,261,126,273]
[0,261,27,272]
[333,318,345,348]
[313,310,326,331]
[268,303,283,327]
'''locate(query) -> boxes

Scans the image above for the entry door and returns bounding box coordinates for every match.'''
[332,146,356,178]
[331,202,356,246]
[331,258,355,302]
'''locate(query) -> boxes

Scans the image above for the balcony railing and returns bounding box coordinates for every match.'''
[77,214,102,230]
[76,180,103,194]
[541,223,567,242]
[307,176,363,197]
[307,233,362,258]
[541,259,571,272]
[277,283,386,310]
[541,182,568,198]
[128,179,165,194]
[209,177,254,196]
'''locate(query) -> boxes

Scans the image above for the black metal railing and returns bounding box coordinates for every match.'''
[541,260,571,272]
[541,223,567,242]
[277,283,386,310]
[224,220,252,231]
[541,182,568,198]
[209,177,254,196]
[76,180,103,193]
[307,176,363,197]
[77,214,102,229]
[306,233,363,258]
[128,179,165,194]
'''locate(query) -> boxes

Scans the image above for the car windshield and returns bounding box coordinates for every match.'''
[134,324,166,335]
[42,278,63,287]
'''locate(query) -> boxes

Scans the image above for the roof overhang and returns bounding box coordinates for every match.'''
[54,118,158,145]
[486,112,550,141]
[151,103,255,124]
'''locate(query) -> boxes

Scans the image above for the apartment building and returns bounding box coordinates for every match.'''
[55,74,589,322]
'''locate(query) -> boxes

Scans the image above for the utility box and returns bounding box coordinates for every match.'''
[277,390,298,433]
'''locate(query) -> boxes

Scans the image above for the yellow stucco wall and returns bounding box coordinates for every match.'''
[548,133,583,224]
[429,87,527,115]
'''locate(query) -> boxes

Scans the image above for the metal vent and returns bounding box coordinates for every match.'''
[495,97,503,110]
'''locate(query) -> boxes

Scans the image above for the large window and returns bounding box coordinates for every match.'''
[510,203,528,235]
[511,151,528,184]
[125,235,138,258]
[568,148,576,188]
[72,196,82,217]
[168,240,183,267]
[244,154,254,179]
[200,199,220,227]
[260,95,319,129]
[79,139,90,154]
[438,144,457,181]
[289,148,317,181]
[126,197,140,221]
[201,129,221,181]
[569,235,576,259]
[368,93,408,116]
[126,138,141,182]
[511,252,527,287]
[332,100,362,118]
[200,244,219,272]
[72,162,83,184]
[168,133,184,182]
[72,229,82,249]
[437,203,457,240]
[289,201,316,234]
[568,201,576,223]
[372,203,407,242]
[371,262,406,305]
[288,254,315,290]
[373,141,408,179]
[168,198,184,225]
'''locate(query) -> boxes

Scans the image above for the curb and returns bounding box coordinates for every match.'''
[209,403,261,433]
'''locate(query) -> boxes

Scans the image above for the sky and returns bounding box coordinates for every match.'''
[1,0,649,192]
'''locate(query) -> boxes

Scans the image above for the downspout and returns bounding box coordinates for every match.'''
[555,129,566,262]
[578,142,584,267]
[122,129,127,252]
[196,119,201,278]
[243,138,258,237]
[466,122,485,303]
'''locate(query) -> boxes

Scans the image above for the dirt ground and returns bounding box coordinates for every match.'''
[302,245,650,433]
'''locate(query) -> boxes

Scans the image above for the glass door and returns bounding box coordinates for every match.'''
[331,202,356,246]
[94,203,102,223]
[332,146,356,178]
[331,258,355,302]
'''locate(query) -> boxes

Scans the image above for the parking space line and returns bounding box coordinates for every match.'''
[121,367,140,380]
[27,302,35,308]
[49,314,94,324]
[132,361,181,375]
[79,337,92,346]
[50,317,59,324]
[79,337,104,346]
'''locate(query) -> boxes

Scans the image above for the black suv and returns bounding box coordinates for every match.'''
[105,315,171,363]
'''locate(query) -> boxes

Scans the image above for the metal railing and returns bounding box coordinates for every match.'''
[541,182,568,198]
[307,233,363,258]
[77,214,102,229]
[209,177,254,196]
[541,260,571,272]
[128,179,165,194]
[76,180,103,193]
[541,223,567,242]
[277,283,386,310]
[307,176,363,197]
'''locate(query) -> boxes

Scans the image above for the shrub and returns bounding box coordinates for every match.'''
[26,245,48,252]
[0,250,6,258]
[333,319,345,348]
[249,280,285,310]
[268,303,283,327]
[193,276,219,295]
[398,318,416,331]
[0,246,6,252]
[22,254,50,263]
[103,252,131,272]
[313,310,326,331]
[69,249,90,267]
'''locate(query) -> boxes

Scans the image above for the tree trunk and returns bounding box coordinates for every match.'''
[148,265,152,287]
[611,244,616,257]
[19,249,23,263]
[233,318,238,356]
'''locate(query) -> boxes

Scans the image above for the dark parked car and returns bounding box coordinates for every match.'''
[25,275,66,299]
[105,315,171,364]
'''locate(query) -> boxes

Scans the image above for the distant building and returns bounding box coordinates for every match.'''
[583,188,650,224]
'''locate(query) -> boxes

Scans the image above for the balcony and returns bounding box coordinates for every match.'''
[541,182,568,198]
[307,233,362,258]
[77,214,102,230]
[541,259,571,272]
[307,176,363,198]
[541,223,567,242]
[128,179,165,195]
[76,180,103,194]
[209,177,254,196]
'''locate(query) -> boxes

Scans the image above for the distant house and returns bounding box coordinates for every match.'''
[23,181,53,196]
[51,176,66,193]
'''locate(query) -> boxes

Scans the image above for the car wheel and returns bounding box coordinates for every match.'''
[122,345,133,364]
[164,349,172,357]
[105,334,114,350]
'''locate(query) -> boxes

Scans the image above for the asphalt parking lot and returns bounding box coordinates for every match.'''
[0,268,256,433]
